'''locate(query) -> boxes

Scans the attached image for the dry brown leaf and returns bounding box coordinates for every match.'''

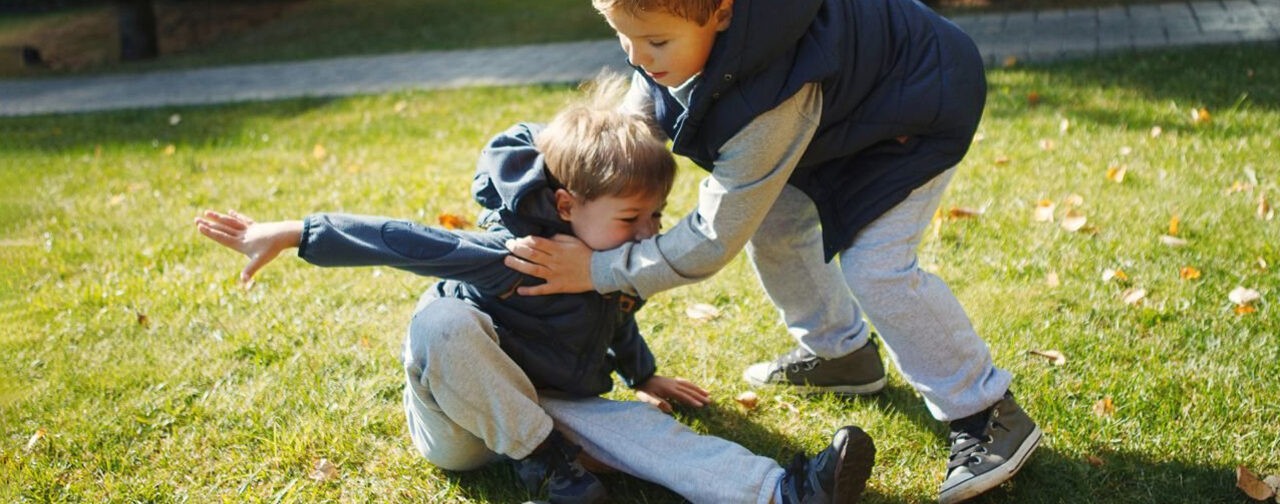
[994,155,1011,165]
[1259,193,1274,220]
[1229,286,1261,306]
[312,144,327,160]
[1106,164,1127,183]
[685,303,722,321]
[1027,91,1041,106]
[436,213,468,230]
[1028,349,1066,366]
[1168,215,1180,236]
[735,391,760,410]
[24,428,46,451]
[948,207,983,220]
[1237,465,1276,501]
[1121,288,1146,305]
[1179,266,1201,280]
[136,310,150,328]
[1046,272,1061,288]
[1085,454,1105,467]
[1160,235,1188,247]
[1061,210,1087,232]
[310,458,339,482]
[1092,396,1115,417]
[1033,200,1056,223]
[1236,304,1258,315]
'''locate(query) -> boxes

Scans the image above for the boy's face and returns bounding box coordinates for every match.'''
[555,189,667,251]
[601,2,732,88]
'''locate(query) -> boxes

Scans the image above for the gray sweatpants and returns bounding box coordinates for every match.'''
[401,295,784,504]
[745,168,1012,421]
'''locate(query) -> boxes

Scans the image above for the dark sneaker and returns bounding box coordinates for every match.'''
[779,426,876,504]
[743,339,887,395]
[939,391,1042,504]
[512,430,607,504]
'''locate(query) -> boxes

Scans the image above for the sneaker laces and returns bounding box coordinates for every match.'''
[947,413,1011,471]
[776,348,820,373]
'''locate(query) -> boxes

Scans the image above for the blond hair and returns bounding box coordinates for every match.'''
[592,0,724,25]
[536,73,676,202]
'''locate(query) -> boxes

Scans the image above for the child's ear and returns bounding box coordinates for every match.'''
[715,0,734,30]
[554,188,576,221]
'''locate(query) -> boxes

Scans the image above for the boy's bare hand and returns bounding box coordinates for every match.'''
[503,234,594,295]
[635,375,711,413]
[194,210,302,283]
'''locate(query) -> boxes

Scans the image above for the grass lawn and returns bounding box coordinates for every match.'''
[2,43,1278,503]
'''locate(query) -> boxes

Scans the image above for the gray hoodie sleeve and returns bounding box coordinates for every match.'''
[589,82,823,299]
[299,213,523,296]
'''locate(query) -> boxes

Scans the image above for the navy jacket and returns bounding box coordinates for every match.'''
[641,0,986,259]
[298,123,657,397]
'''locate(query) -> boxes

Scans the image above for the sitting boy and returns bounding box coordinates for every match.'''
[195,76,875,504]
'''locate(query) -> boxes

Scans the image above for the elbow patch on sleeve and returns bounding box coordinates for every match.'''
[382,222,460,259]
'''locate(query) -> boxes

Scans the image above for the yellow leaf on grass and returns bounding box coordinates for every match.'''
[1168,215,1180,236]
[1121,288,1146,305]
[312,143,327,160]
[1106,164,1127,183]
[437,213,468,230]
[994,155,1011,165]
[686,303,722,321]
[1102,268,1128,282]
[1191,107,1212,125]
[311,458,339,482]
[1236,304,1257,315]
[1179,266,1201,280]
[1033,200,1056,222]
[163,144,176,156]
[735,391,760,410]
[1027,349,1066,366]
[1236,465,1277,501]
[1092,396,1115,417]
[948,207,983,219]
[1060,119,1071,134]
[1061,210,1087,232]
[24,428,46,451]
[1259,193,1274,220]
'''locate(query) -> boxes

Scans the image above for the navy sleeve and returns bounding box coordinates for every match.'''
[610,315,657,389]
[298,213,525,296]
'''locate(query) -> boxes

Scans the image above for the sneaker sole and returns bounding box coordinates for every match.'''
[937,425,1042,504]
[833,426,876,504]
[743,374,888,396]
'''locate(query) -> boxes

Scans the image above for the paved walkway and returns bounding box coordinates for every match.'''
[1,0,1277,117]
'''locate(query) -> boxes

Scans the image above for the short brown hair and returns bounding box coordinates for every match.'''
[592,0,724,25]
[536,73,676,202]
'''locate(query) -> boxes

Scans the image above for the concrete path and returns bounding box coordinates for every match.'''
[1,0,1277,117]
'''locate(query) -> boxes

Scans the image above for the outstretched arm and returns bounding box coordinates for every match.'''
[635,375,711,413]
[194,210,301,283]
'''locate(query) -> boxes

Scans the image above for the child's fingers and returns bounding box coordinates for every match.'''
[196,220,246,251]
[227,209,255,225]
[202,210,249,231]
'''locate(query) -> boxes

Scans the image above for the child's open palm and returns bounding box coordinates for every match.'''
[194,210,302,283]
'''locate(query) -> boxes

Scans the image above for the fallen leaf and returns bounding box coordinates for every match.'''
[136,310,149,328]
[1229,286,1261,306]
[1179,266,1201,280]
[436,213,468,230]
[1102,268,1128,282]
[1259,193,1274,220]
[1027,91,1041,106]
[1159,235,1188,247]
[1259,257,1269,270]
[1237,465,1276,501]
[1033,200,1056,222]
[1236,304,1258,315]
[310,458,339,482]
[1106,164,1127,183]
[948,207,983,219]
[685,303,722,321]
[163,144,176,156]
[1191,107,1212,125]
[1003,55,1018,68]
[1060,119,1071,134]
[312,144,327,160]
[1092,396,1115,417]
[1150,125,1163,138]
[1039,139,1055,151]
[24,428,46,451]
[1046,272,1060,288]
[994,155,1011,165]
[1064,194,1085,207]
[1028,349,1066,366]
[1168,215,1180,236]
[735,391,759,410]
[1061,210,1087,232]
[1121,288,1146,305]
[1085,454,1105,467]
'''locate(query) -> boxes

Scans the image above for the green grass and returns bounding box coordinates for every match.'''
[2,43,1278,503]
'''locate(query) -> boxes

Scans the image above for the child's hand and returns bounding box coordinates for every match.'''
[635,375,711,413]
[503,234,594,295]
[194,210,302,283]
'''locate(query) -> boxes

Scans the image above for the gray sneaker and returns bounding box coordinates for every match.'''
[778,426,876,504]
[743,339,887,395]
[938,392,1042,504]
[513,430,607,504]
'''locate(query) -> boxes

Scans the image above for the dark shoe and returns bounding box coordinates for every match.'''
[743,339,887,395]
[938,392,1041,504]
[512,430,607,504]
[779,426,876,504]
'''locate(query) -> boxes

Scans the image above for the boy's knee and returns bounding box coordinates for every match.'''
[404,297,494,367]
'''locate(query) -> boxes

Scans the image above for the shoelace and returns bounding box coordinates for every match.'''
[947,416,1011,470]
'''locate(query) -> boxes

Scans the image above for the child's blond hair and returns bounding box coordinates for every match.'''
[592,0,724,26]
[536,73,676,202]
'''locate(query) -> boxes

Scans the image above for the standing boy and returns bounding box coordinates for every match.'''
[502,1,1040,502]
[196,77,875,504]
